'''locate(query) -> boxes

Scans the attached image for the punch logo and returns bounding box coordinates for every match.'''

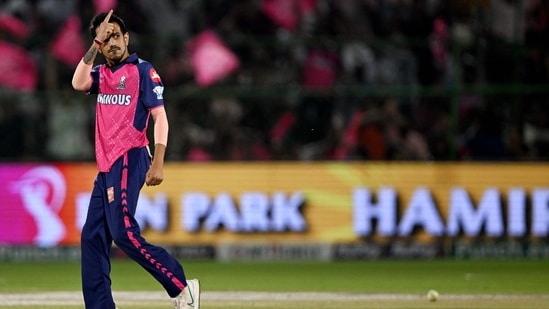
[11,166,67,247]
[150,68,161,83]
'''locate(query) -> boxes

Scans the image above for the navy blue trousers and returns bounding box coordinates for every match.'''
[81,147,187,309]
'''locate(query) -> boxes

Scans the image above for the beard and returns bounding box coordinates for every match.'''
[106,46,128,64]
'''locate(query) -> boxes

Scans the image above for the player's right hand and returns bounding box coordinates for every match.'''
[95,9,114,42]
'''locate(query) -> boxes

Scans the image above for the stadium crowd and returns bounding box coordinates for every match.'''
[1,0,549,162]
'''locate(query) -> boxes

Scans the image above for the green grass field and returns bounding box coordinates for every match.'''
[1,259,548,308]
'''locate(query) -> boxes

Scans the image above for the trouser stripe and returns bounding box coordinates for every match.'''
[120,152,185,291]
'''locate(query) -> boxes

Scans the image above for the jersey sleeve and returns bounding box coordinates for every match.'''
[138,61,165,109]
[87,65,101,95]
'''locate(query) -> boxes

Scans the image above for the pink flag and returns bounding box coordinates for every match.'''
[187,30,240,87]
[94,0,118,14]
[332,110,365,160]
[299,0,317,15]
[0,41,37,91]
[0,14,30,40]
[270,112,296,142]
[302,49,338,88]
[262,0,299,31]
[50,15,87,67]
[262,0,317,31]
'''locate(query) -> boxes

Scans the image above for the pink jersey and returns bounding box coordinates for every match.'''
[87,53,164,172]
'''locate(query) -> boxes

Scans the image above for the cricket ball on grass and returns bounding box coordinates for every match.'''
[427,289,439,302]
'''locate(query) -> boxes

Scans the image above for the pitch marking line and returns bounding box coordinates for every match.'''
[0,291,548,306]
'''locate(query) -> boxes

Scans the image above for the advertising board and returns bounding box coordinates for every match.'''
[1,162,548,253]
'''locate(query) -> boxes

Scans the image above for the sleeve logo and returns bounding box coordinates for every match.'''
[153,86,164,100]
[150,68,161,83]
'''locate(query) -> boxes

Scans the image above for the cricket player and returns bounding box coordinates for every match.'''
[71,9,200,309]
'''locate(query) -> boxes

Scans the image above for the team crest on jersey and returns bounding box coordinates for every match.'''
[107,187,114,203]
[117,75,126,90]
[150,68,161,83]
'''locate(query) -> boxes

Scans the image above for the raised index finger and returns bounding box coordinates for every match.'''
[103,9,113,24]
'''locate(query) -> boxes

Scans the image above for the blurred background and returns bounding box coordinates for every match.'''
[1,0,549,163]
[2,0,549,260]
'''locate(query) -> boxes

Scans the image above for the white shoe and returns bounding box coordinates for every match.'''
[173,279,200,309]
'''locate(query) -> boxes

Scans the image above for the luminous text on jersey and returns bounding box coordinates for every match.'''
[97,93,132,105]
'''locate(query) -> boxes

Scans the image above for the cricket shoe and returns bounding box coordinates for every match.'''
[173,279,200,309]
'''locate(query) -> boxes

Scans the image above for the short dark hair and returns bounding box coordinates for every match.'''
[89,11,128,38]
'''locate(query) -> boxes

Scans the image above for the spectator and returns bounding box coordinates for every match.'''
[0,0,547,161]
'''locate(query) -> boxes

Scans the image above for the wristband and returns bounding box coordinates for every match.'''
[93,37,104,46]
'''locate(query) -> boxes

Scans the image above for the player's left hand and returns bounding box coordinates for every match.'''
[145,165,164,186]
